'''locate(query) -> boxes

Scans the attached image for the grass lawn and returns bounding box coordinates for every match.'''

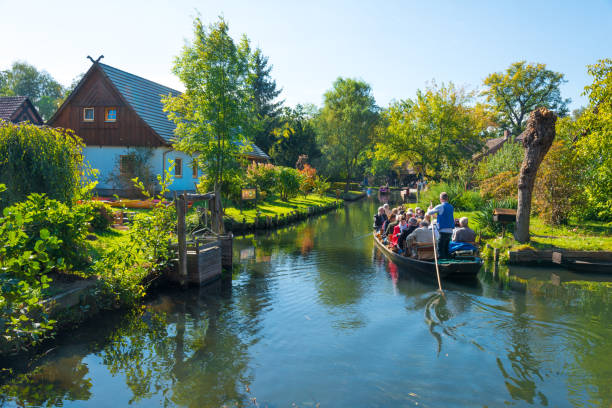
[455,210,612,252]
[86,228,130,265]
[224,194,340,223]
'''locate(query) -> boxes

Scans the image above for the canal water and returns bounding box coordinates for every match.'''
[2,194,612,407]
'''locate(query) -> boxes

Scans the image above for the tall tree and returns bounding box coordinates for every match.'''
[317,78,379,192]
[375,82,485,180]
[482,61,569,136]
[247,48,283,153]
[573,59,612,220]
[0,61,65,121]
[162,17,251,232]
[269,104,320,167]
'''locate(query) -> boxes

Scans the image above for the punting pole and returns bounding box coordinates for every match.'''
[430,202,443,293]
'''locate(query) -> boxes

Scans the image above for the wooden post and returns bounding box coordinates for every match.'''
[176,193,187,285]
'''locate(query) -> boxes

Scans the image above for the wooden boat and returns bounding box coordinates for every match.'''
[552,251,612,273]
[373,233,482,279]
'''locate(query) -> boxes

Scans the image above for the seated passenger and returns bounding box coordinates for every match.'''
[415,207,425,219]
[390,216,406,247]
[383,203,392,218]
[407,219,435,245]
[384,214,398,236]
[397,217,419,250]
[373,207,386,232]
[452,217,476,243]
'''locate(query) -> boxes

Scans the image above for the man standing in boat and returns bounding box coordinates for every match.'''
[427,192,454,259]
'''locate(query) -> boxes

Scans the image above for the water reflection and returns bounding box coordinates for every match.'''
[2,195,612,407]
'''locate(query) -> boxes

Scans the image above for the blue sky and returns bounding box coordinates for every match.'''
[1,0,610,110]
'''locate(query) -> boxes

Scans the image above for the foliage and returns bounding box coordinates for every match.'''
[270,105,321,167]
[196,172,244,204]
[106,148,156,197]
[479,171,518,201]
[246,162,277,195]
[533,140,582,225]
[482,61,570,137]
[317,77,379,191]
[0,224,58,351]
[0,61,65,120]
[363,146,396,185]
[1,194,92,271]
[247,47,283,153]
[418,181,483,211]
[88,201,114,232]
[376,82,485,180]
[298,164,317,196]
[0,195,92,349]
[572,59,612,220]
[0,121,89,208]
[163,17,252,199]
[277,167,302,201]
[472,198,518,235]
[313,176,331,196]
[92,172,176,307]
[476,140,524,180]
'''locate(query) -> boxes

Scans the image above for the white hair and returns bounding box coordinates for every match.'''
[459,217,469,227]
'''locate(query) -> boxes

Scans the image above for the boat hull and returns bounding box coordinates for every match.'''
[373,233,482,279]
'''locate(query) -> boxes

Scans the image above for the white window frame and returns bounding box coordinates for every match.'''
[83,107,94,122]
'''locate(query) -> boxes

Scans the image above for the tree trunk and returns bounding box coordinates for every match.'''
[344,168,351,193]
[514,107,557,243]
[212,182,225,234]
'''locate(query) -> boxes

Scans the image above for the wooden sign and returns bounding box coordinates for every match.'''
[242,188,257,200]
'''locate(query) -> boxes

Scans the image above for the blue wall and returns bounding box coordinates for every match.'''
[83,146,200,194]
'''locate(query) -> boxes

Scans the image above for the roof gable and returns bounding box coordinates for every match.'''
[98,63,180,143]
[0,96,43,124]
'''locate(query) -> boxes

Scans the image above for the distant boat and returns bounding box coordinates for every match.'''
[373,233,482,279]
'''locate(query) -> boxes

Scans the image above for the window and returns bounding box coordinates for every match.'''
[119,155,132,176]
[83,107,94,122]
[174,158,183,178]
[192,160,198,178]
[105,107,117,122]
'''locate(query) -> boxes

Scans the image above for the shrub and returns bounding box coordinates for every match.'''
[476,141,523,180]
[417,181,483,211]
[0,121,87,208]
[88,201,114,232]
[313,176,331,196]
[299,164,317,196]
[246,162,278,195]
[479,171,518,201]
[1,194,92,271]
[472,198,517,235]
[534,140,582,225]
[197,172,245,204]
[277,167,302,201]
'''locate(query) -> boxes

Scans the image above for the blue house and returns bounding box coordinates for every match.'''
[48,59,270,196]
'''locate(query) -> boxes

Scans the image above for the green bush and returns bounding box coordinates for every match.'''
[314,176,331,196]
[418,181,483,211]
[476,141,523,180]
[278,167,302,201]
[0,121,87,208]
[246,162,278,195]
[1,194,92,271]
[88,201,114,232]
[472,198,517,235]
[330,181,361,191]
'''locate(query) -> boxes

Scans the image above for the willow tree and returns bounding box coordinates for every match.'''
[163,17,251,230]
[317,78,379,192]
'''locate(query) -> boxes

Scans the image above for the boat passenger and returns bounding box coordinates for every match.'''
[374,207,386,231]
[390,216,406,247]
[383,203,392,218]
[452,217,476,243]
[407,220,435,244]
[415,207,425,219]
[427,192,454,259]
[397,217,419,251]
[385,214,399,237]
